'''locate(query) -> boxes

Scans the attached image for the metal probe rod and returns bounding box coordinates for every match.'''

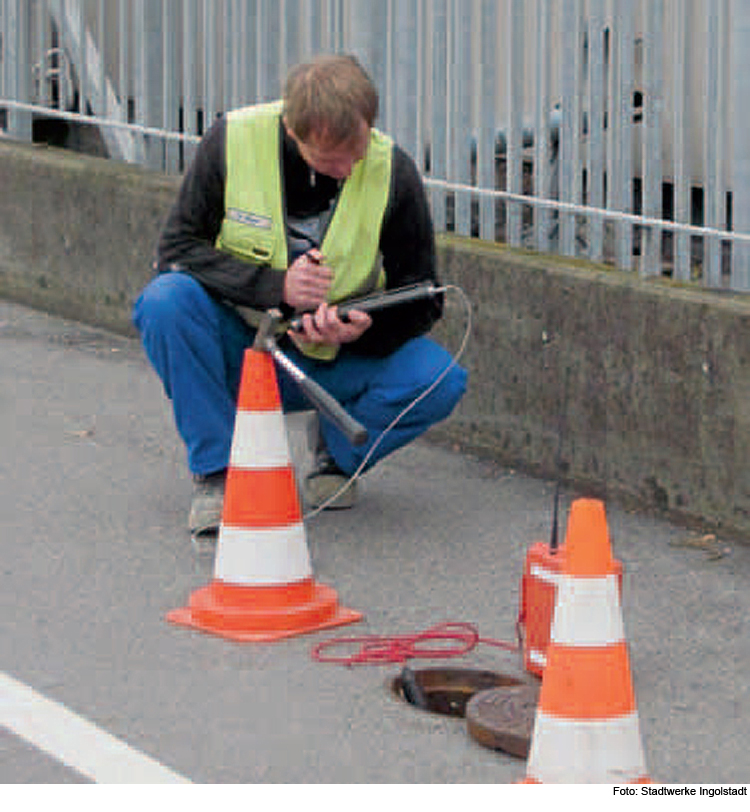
[252,308,368,446]
[269,344,368,446]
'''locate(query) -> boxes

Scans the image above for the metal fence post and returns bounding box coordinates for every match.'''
[3,0,33,140]
[610,0,635,273]
[427,0,448,232]
[558,0,583,258]
[704,0,729,287]
[477,0,498,241]
[730,0,750,289]
[641,0,664,277]
[506,0,525,247]
[133,0,164,169]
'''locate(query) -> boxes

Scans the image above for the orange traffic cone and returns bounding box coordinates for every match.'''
[522,498,650,783]
[167,348,363,642]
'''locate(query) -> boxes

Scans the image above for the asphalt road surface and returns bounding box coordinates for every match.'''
[2,300,749,784]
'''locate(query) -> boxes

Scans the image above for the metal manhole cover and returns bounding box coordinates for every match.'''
[465,684,540,759]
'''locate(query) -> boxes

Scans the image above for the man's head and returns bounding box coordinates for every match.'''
[282,54,379,179]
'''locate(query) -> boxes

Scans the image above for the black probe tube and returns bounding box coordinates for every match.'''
[288,282,443,331]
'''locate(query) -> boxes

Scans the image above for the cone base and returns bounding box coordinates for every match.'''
[166,578,363,643]
[518,776,652,785]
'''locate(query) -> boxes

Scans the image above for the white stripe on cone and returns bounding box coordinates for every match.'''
[551,575,625,646]
[229,411,291,469]
[214,524,312,584]
[527,648,547,668]
[526,712,647,783]
[529,563,562,585]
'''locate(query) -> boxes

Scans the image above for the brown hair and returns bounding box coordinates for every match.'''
[283,54,379,146]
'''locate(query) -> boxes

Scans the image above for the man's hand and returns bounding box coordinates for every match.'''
[292,303,372,348]
[284,250,372,348]
[283,249,333,311]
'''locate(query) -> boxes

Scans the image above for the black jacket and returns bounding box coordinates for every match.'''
[155,113,442,357]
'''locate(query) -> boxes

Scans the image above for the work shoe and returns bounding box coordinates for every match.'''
[303,453,357,510]
[188,470,226,537]
[303,417,357,510]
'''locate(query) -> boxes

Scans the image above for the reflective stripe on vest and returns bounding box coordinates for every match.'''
[216,101,393,360]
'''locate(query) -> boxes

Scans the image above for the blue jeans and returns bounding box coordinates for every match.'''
[132,272,468,477]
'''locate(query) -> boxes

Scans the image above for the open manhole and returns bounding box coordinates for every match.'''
[392,666,540,759]
[392,666,522,716]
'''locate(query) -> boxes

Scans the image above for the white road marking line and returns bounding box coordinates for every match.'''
[0,671,191,784]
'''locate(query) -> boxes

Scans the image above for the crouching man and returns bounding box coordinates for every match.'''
[133,54,467,537]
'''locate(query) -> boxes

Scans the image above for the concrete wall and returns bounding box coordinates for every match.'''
[0,139,177,333]
[3,139,750,537]
[432,238,750,537]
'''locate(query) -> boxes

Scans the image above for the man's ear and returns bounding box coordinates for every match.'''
[282,116,304,151]
[281,115,295,140]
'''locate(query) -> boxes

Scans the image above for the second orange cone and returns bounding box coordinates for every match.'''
[167,347,363,642]
[522,498,650,783]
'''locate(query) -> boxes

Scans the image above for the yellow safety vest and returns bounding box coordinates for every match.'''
[216,100,393,360]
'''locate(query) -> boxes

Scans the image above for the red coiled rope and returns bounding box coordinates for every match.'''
[310,621,519,666]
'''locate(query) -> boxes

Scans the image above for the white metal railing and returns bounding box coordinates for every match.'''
[2,0,749,289]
